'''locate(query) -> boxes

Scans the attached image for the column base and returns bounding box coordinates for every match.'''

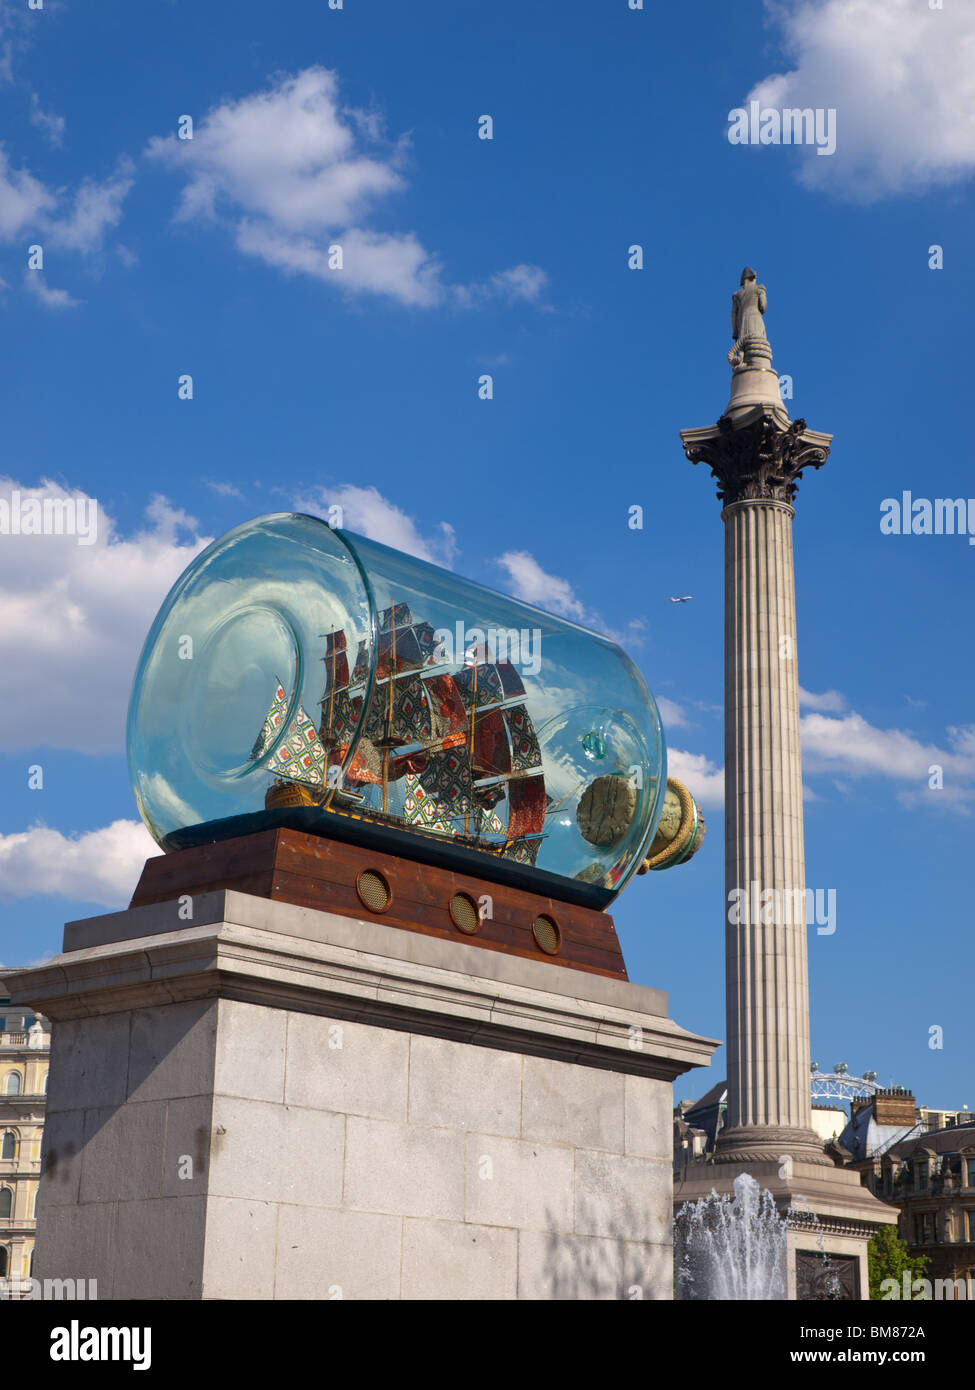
[714,1124,832,1167]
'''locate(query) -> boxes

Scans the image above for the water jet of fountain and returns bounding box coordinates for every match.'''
[674,1172,788,1300]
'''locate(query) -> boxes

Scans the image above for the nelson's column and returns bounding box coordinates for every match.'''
[676,269,891,1299]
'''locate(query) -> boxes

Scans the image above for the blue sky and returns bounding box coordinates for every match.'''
[1,0,973,1114]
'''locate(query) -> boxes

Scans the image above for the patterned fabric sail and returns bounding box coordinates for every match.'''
[379,602,413,631]
[455,660,525,711]
[322,688,362,747]
[252,682,289,761]
[473,707,510,778]
[508,774,547,837]
[503,704,541,772]
[254,683,327,787]
[416,748,475,817]
[364,674,432,746]
[350,639,370,685]
[422,672,468,748]
[376,621,436,678]
[402,773,458,834]
[322,630,349,689]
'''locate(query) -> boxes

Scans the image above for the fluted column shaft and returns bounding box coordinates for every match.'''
[721,499,815,1148]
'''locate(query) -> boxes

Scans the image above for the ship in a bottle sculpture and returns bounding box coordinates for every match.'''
[126,515,703,976]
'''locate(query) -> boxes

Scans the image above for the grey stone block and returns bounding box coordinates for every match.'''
[213,1000,287,1104]
[521,1056,624,1152]
[115,1197,207,1299]
[517,1230,623,1300]
[621,1238,674,1302]
[624,1075,672,1158]
[34,1199,120,1299]
[202,1197,279,1300]
[408,1034,522,1137]
[573,1150,671,1243]
[274,1205,402,1300]
[161,1095,214,1198]
[126,1000,218,1102]
[464,1134,574,1233]
[36,1106,85,1207]
[344,1117,465,1221]
[208,1095,345,1208]
[402,1218,517,1300]
[46,1014,131,1113]
[285,1013,409,1121]
[79,1102,167,1203]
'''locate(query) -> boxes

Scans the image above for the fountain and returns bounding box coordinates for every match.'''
[675,1173,788,1300]
[674,1173,845,1300]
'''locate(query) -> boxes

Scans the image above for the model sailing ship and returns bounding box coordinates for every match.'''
[251,603,549,867]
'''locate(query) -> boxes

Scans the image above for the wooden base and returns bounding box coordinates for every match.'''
[130,828,629,981]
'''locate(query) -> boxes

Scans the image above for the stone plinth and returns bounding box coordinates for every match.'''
[6,890,717,1300]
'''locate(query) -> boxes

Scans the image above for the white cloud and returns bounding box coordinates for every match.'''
[236,219,444,308]
[746,0,975,199]
[0,820,160,908]
[292,483,457,566]
[23,270,81,309]
[666,749,724,808]
[0,144,55,240]
[801,710,975,807]
[458,264,551,309]
[489,264,549,303]
[0,481,210,752]
[205,479,243,498]
[656,695,689,729]
[29,93,65,147]
[798,685,846,712]
[146,67,545,308]
[0,142,132,282]
[493,550,645,647]
[494,550,594,625]
[47,161,134,253]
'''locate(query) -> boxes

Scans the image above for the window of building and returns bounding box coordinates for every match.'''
[915,1160,929,1191]
[0,1246,7,1278]
[914,1213,933,1244]
[967,1158,975,1189]
[968,1211,975,1243]
[0,1131,15,1161]
[0,1188,11,1219]
[3,1072,22,1096]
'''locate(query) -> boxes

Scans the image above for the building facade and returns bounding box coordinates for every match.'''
[856,1124,975,1299]
[0,991,50,1295]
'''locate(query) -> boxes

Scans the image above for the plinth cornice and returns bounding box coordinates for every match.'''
[5,889,720,1083]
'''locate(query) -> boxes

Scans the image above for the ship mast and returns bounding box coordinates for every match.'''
[463,648,479,837]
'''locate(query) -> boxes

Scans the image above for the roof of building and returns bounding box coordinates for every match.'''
[685,1080,728,1117]
[885,1124,975,1160]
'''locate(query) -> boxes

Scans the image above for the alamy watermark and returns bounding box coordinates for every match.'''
[880,492,975,546]
[1,1275,97,1299]
[433,622,542,678]
[880,1272,968,1301]
[728,100,836,157]
[728,882,836,936]
[0,491,97,545]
